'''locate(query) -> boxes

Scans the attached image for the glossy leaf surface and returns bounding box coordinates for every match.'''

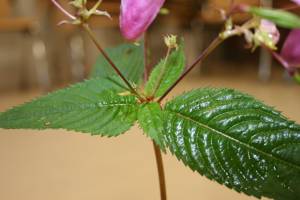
[138,102,164,148]
[163,88,300,200]
[0,78,138,136]
[145,42,185,98]
[91,43,144,84]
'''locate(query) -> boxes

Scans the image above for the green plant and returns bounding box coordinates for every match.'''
[1,1,300,200]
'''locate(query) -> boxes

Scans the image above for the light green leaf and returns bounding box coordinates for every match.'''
[138,103,165,148]
[90,43,144,84]
[163,88,300,200]
[145,42,185,98]
[250,7,300,29]
[0,78,138,137]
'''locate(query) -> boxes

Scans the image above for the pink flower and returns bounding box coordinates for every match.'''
[291,0,300,5]
[120,0,165,40]
[280,29,300,71]
[259,19,280,47]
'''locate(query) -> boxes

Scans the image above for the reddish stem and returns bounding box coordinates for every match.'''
[153,141,167,200]
[83,24,143,100]
[158,36,223,103]
[51,0,76,20]
[143,32,167,200]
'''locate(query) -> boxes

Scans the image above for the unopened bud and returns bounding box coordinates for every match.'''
[69,0,86,9]
[59,0,111,25]
[164,34,178,49]
[254,19,280,50]
[159,8,170,15]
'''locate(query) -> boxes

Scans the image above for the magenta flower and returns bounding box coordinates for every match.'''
[291,0,300,5]
[120,0,165,40]
[280,29,300,73]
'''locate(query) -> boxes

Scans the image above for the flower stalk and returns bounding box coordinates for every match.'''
[51,0,76,20]
[82,24,143,100]
[158,36,224,103]
[51,0,143,100]
[144,33,151,83]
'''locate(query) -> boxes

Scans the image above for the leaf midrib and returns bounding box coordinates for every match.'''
[1,102,136,123]
[166,109,300,172]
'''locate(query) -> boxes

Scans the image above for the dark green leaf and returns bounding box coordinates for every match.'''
[138,103,165,148]
[0,78,138,137]
[250,7,300,29]
[90,43,144,84]
[163,88,300,200]
[145,42,185,98]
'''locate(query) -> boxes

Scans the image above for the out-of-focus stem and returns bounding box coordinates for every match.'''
[283,4,300,11]
[265,46,295,75]
[51,0,76,20]
[144,33,150,83]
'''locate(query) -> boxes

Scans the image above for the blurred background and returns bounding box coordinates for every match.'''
[0,0,299,200]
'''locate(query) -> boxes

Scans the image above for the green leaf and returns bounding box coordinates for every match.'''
[250,7,300,29]
[145,42,185,98]
[163,88,300,200]
[0,77,138,137]
[90,43,144,84]
[138,103,165,148]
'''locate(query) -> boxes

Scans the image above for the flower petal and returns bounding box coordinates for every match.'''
[291,0,300,5]
[281,29,300,68]
[259,19,280,45]
[120,0,165,40]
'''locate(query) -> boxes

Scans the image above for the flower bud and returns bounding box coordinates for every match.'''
[120,0,165,40]
[69,0,86,8]
[164,35,178,49]
[260,20,280,44]
[254,19,280,50]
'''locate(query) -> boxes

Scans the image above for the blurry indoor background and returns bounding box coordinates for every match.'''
[0,0,299,200]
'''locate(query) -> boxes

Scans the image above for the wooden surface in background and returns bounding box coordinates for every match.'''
[0,0,11,17]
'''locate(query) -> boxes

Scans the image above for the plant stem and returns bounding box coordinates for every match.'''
[153,141,167,200]
[158,36,224,103]
[151,47,171,97]
[82,24,143,100]
[143,33,167,200]
[51,0,76,20]
[144,32,150,83]
[266,47,295,75]
[283,4,300,11]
